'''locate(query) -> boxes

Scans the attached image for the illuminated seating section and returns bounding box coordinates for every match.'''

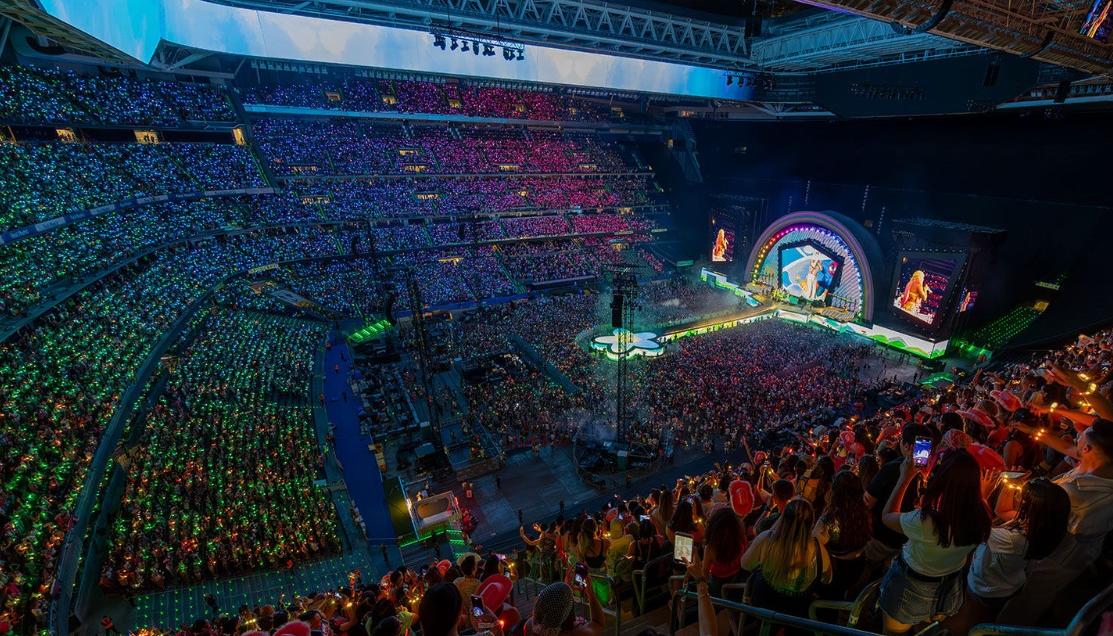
[0,66,235,126]
[0,142,264,231]
[242,77,609,121]
[103,310,339,592]
[0,66,667,632]
[252,119,632,175]
[297,175,652,219]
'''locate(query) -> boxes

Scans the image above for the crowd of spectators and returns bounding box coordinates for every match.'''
[251,119,635,177]
[243,76,610,121]
[0,141,264,231]
[129,318,1113,636]
[0,222,381,630]
[291,176,654,220]
[102,310,340,593]
[0,66,234,126]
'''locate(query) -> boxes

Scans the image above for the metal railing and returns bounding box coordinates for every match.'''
[969,582,1113,636]
[670,584,944,636]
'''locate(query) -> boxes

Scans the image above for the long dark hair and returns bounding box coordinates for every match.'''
[919,449,992,548]
[705,507,745,564]
[1011,478,1071,560]
[822,470,871,547]
[669,498,697,534]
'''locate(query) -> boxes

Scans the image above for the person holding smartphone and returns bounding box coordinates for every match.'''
[877,449,992,634]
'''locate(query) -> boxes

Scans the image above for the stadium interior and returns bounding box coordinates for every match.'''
[0,1,1112,636]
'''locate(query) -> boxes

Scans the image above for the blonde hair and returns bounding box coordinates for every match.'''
[761,498,816,590]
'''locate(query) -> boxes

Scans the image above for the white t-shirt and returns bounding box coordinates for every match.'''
[899,510,977,577]
[967,526,1028,598]
[1054,469,1113,558]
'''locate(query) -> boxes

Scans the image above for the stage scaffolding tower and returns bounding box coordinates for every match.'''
[608,264,641,447]
[406,267,439,433]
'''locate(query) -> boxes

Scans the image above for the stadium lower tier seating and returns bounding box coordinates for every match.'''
[102,310,339,593]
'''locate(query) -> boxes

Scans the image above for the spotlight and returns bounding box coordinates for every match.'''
[483,43,495,56]
[450,37,459,51]
[503,47,514,60]
[726,75,734,86]
[472,40,481,55]
[461,40,469,52]
[433,34,446,50]
[516,48,524,61]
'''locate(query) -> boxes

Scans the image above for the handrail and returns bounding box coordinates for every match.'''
[632,553,676,615]
[969,582,1113,636]
[671,587,883,636]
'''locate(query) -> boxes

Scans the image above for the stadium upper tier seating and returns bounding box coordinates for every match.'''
[242,77,610,121]
[252,119,634,175]
[0,66,235,126]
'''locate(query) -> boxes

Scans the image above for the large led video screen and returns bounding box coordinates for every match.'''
[892,255,957,326]
[778,241,842,304]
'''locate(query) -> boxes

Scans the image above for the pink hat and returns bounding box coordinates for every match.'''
[967,444,1005,471]
[477,574,513,611]
[960,409,995,430]
[990,390,1022,413]
[273,621,312,636]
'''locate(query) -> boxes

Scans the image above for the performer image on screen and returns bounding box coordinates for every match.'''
[711,228,729,261]
[898,269,932,315]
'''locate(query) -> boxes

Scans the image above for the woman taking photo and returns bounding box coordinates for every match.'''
[878,448,992,635]
[740,498,832,619]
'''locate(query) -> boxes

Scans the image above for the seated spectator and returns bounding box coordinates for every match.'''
[997,419,1113,624]
[740,497,832,619]
[946,478,1070,633]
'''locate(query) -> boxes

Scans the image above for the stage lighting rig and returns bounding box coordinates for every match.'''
[432,31,525,62]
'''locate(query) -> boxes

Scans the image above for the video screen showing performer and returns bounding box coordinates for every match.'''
[893,257,956,324]
[779,244,839,303]
[711,227,734,262]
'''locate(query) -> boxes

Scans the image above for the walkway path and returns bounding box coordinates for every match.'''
[323,335,397,543]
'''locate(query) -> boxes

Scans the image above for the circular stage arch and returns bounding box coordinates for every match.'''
[744,211,883,321]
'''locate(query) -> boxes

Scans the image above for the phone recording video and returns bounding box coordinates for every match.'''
[573,562,588,590]
[913,437,932,467]
[471,595,486,618]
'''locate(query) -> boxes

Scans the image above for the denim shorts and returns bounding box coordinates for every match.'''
[878,558,964,625]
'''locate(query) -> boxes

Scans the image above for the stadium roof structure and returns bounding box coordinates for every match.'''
[5,0,1113,115]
